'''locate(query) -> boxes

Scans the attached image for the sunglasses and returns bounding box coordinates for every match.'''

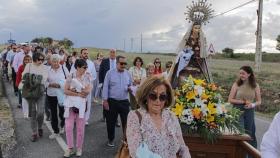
[155,61,161,64]
[119,62,127,66]
[148,93,167,102]
[38,58,44,61]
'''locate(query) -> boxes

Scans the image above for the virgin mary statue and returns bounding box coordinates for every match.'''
[169,0,214,88]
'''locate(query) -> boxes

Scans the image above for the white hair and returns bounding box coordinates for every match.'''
[50,54,61,62]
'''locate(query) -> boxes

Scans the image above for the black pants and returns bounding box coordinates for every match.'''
[47,95,65,134]
[45,94,51,119]
[18,90,22,105]
[105,98,130,141]
[11,68,18,93]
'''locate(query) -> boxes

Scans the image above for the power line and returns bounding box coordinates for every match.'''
[211,0,257,18]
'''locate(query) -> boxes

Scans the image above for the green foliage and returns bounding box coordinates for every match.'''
[213,53,280,63]
[222,47,234,58]
[31,37,74,49]
[277,35,280,51]
[58,38,74,49]
[31,37,53,47]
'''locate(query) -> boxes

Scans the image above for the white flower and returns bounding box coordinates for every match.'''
[216,103,223,114]
[194,85,204,96]
[200,104,208,116]
[195,98,205,107]
[182,109,192,116]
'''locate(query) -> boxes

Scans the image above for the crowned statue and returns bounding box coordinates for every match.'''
[169,0,214,87]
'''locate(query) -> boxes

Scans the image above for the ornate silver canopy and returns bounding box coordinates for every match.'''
[185,0,215,25]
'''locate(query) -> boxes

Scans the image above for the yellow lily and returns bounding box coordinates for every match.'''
[207,102,217,115]
[194,79,205,86]
[172,103,185,117]
[201,93,210,100]
[186,90,196,101]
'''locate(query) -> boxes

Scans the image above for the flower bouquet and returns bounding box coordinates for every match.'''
[171,76,243,143]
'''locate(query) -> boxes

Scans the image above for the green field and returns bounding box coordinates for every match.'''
[1,46,279,115]
[84,48,280,116]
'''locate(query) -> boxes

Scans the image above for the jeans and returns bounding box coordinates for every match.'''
[105,98,130,141]
[65,109,86,149]
[235,104,257,148]
[29,95,45,134]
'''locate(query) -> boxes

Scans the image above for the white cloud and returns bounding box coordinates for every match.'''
[0,0,279,53]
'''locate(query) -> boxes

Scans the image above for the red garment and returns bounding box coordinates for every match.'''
[154,68,162,75]
[16,64,24,87]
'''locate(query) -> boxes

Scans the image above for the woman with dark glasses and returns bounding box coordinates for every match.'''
[126,76,191,158]
[22,52,49,142]
[63,59,92,157]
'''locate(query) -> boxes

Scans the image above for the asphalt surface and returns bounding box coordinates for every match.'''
[4,79,272,158]
[5,80,122,158]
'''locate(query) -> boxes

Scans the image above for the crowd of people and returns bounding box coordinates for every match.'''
[0,43,278,158]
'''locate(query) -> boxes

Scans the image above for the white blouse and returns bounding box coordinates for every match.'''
[261,112,280,158]
[46,65,69,96]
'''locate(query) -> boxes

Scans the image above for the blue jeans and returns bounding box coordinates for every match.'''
[235,104,257,148]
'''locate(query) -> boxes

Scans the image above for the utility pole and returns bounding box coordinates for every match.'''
[255,0,263,72]
[140,33,143,53]
[123,39,126,52]
[130,38,134,52]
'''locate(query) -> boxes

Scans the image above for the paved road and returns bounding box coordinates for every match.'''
[4,80,272,158]
[5,80,122,158]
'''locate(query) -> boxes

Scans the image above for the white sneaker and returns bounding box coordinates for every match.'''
[64,149,74,157]
[76,148,82,157]
[49,133,59,139]
[60,127,65,134]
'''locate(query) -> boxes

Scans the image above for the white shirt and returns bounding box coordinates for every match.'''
[6,50,16,64]
[12,51,32,72]
[109,58,116,70]
[261,112,280,158]
[46,65,69,96]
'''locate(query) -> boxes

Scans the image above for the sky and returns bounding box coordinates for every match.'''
[0,0,279,53]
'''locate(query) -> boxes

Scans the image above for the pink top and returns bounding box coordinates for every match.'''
[126,108,191,158]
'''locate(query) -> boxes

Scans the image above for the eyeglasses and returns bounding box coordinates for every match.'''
[148,93,167,102]
[82,66,88,69]
[155,61,161,64]
[38,58,44,61]
[119,62,127,66]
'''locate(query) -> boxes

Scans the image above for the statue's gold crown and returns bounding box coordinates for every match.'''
[185,0,215,25]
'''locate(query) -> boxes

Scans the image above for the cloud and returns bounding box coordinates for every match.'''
[0,0,279,53]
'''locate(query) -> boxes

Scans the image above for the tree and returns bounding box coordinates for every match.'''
[31,37,53,47]
[222,47,234,58]
[276,35,280,51]
[58,38,74,49]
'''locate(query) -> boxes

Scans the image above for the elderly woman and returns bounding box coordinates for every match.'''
[22,52,49,142]
[146,63,156,78]
[63,59,92,157]
[46,54,69,139]
[126,76,191,158]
